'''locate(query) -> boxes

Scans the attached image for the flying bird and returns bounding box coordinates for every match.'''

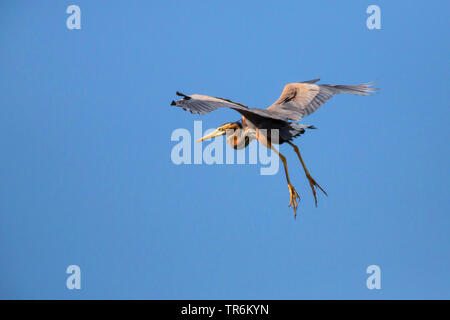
[171,79,377,217]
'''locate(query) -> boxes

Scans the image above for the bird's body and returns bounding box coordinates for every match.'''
[171,79,377,217]
[218,118,310,150]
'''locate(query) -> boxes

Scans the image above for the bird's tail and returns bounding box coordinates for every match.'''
[322,81,379,96]
[281,123,315,141]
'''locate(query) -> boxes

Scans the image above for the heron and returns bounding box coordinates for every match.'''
[171,79,377,217]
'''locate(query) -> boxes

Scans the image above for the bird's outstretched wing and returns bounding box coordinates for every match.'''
[171,92,289,121]
[267,79,378,121]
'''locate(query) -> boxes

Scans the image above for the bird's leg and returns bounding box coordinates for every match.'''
[271,146,300,217]
[287,142,327,207]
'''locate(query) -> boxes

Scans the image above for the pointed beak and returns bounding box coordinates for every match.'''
[196,128,226,142]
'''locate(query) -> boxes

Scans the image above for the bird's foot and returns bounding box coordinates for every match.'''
[306,174,327,207]
[288,184,301,217]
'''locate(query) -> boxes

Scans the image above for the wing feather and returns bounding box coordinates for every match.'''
[171,80,377,123]
[267,81,377,120]
[171,92,289,121]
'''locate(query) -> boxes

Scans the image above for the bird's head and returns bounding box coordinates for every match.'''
[196,121,242,142]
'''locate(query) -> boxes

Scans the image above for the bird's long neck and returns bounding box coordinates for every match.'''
[226,126,255,150]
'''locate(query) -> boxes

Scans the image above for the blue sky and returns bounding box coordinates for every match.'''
[0,1,449,299]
